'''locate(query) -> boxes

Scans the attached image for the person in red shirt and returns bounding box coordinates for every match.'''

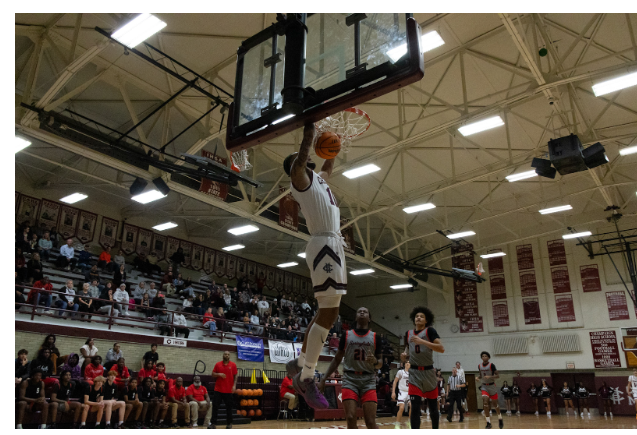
[167,376,191,428]
[138,360,157,381]
[209,351,238,429]
[202,307,217,337]
[114,358,131,387]
[280,373,297,412]
[27,276,54,311]
[98,246,115,272]
[186,375,212,427]
[84,355,105,385]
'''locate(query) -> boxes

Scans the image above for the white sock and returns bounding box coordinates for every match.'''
[80,423,86,427]
[158,420,163,424]
[16,424,22,429]
[486,417,490,423]
[119,421,124,425]
[40,424,46,429]
[106,421,110,425]
[498,414,502,420]
[298,351,306,368]
[300,324,329,380]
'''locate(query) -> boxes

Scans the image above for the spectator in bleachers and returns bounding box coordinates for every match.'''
[28,232,39,253]
[15,349,30,385]
[114,263,127,290]
[146,251,162,276]
[193,293,205,316]
[162,270,173,288]
[157,308,171,336]
[98,286,116,317]
[98,245,115,272]
[239,290,250,311]
[15,271,26,310]
[183,296,194,314]
[223,288,232,308]
[26,252,44,284]
[179,281,195,299]
[79,375,105,428]
[203,307,217,336]
[328,332,339,355]
[16,224,31,251]
[152,379,170,428]
[38,231,52,260]
[48,226,60,248]
[101,370,126,429]
[16,368,49,429]
[186,375,212,427]
[138,360,157,380]
[169,247,186,273]
[132,281,147,304]
[168,377,191,428]
[173,308,190,338]
[152,291,166,313]
[49,369,83,429]
[202,289,213,312]
[28,276,53,312]
[55,238,77,270]
[141,293,153,318]
[248,294,259,313]
[30,348,58,388]
[78,337,98,369]
[85,264,101,285]
[114,284,131,316]
[251,309,262,335]
[39,334,61,372]
[285,325,296,341]
[123,378,144,428]
[242,311,252,334]
[15,247,28,282]
[215,307,231,333]
[77,245,93,273]
[114,358,131,387]
[113,249,126,269]
[271,298,280,317]
[155,362,168,383]
[147,281,158,302]
[104,343,123,371]
[84,355,105,385]
[78,282,95,321]
[143,344,160,368]
[55,279,78,318]
[61,352,81,380]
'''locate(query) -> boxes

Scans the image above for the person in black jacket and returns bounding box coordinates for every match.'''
[575,382,590,417]
[501,381,513,415]
[113,263,127,290]
[15,349,30,384]
[169,248,186,272]
[539,379,553,415]
[527,382,540,415]
[511,381,520,415]
[559,382,575,416]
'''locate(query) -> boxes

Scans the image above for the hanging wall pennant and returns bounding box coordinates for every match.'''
[99,217,119,249]
[237,258,247,279]
[136,228,154,256]
[226,254,237,279]
[16,195,40,227]
[121,224,139,255]
[166,237,181,263]
[247,261,257,282]
[76,210,98,244]
[179,240,192,268]
[152,233,167,260]
[191,245,204,271]
[215,251,227,277]
[266,267,276,289]
[203,248,216,274]
[37,199,61,232]
[59,205,80,239]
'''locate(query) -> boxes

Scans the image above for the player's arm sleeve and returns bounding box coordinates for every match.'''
[490,363,497,374]
[374,334,382,358]
[339,334,346,351]
[427,327,440,342]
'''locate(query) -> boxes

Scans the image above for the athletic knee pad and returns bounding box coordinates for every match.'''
[316,294,341,308]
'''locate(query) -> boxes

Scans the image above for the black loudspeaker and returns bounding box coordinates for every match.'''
[548,134,587,175]
[153,177,170,196]
[582,142,609,169]
[129,178,148,196]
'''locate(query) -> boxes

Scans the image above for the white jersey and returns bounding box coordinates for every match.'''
[291,171,340,235]
[395,369,410,391]
[629,375,637,396]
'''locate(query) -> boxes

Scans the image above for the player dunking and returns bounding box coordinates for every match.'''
[628,368,637,419]
[477,351,503,429]
[283,124,346,409]
[319,307,382,429]
[400,306,445,429]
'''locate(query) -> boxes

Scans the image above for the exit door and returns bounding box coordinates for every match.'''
[465,374,478,413]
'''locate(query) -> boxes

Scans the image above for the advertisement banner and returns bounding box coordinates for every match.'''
[226,255,237,279]
[203,248,216,274]
[516,244,535,270]
[460,316,483,333]
[215,251,227,277]
[266,267,276,289]
[489,274,507,300]
[191,245,204,271]
[59,205,79,239]
[486,249,505,275]
[580,264,602,292]
[121,224,139,255]
[293,343,303,358]
[278,187,299,232]
[523,297,542,324]
[180,240,192,268]
[519,270,538,297]
[492,301,510,327]
[268,340,295,364]
[136,228,153,256]
[16,194,40,226]
[76,210,98,244]
[605,291,630,320]
[166,237,180,263]
[236,258,247,279]
[236,335,264,362]
[152,233,167,260]
[551,266,571,294]
[547,239,567,267]
[37,199,61,232]
[589,331,621,368]
[340,219,356,255]
[99,217,119,249]
[555,294,576,322]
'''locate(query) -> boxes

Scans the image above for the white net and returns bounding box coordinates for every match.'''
[231,149,252,172]
[314,107,371,153]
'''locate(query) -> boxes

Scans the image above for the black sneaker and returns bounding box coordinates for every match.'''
[486,422,492,429]
[135,421,142,429]
[226,424,232,429]
[170,422,180,428]
[446,416,452,423]
[47,423,57,429]
[499,419,503,429]
[208,424,216,429]
[159,422,170,429]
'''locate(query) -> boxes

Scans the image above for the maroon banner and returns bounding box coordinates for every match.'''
[460,316,483,333]
[279,187,299,232]
[492,301,510,327]
[76,210,98,244]
[247,261,257,283]
[605,291,630,320]
[121,224,139,255]
[215,251,227,277]
[266,267,276,289]
[489,274,507,300]
[486,249,504,275]
[16,194,40,227]
[519,270,538,297]
[191,245,204,271]
[151,233,167,260]
[275,270,284,291]
[199,178,229,201]
[300,279,308,296]
[284,272,293,292]
[236,258,247,279]
[547,239,567,267]
[551,266,571,294]
[257,264,267,284]
[523,297,542,324]
[340,219,356,254]
[59,205,79,239]
[179,240,192,268]
[37,199,61,232]
[452,252,475,270]
[203,248,216,274]
[516,244,535,270]
[99,217,119,249]
[580,264,602,292]
[166,237,180,263]
[590,331,621,368]
[136,228,153,256]
[225,254,236,279]
[454,280,479,318]
[555,294,576,322]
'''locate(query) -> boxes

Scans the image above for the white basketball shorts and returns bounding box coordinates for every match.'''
[398,390,410,404]
[306,235,347,298]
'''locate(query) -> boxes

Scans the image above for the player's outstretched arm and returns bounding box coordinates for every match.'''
[290,124,315,191]
[319,158,335,181]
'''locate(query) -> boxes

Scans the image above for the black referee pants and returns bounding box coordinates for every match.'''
[211,391,233,425]
[446,391,463,421]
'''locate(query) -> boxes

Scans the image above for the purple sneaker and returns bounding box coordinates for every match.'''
[293,373,329,409]
[286,358,301,377]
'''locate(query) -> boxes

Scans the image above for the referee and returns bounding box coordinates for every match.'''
[445,367,466,423]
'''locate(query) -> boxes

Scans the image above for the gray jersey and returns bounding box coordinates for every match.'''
[342,329,376,396]
[407,328,437,395]
[478,362,498,396]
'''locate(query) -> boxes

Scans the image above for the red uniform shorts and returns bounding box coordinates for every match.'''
[481,390,498,401]
[341,388,377,403]
[408,383,439,400]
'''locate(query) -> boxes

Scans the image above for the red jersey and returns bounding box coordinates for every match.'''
[213,361,237,394]
[186,384,208,402]
[99,251,111,262]
[280,376,295,400]
[156,371,167,381]
[84,364,104,382]
[202,313,215,326]
[138,368,157,380]
[114,366,130,381]
[167,385,186,401]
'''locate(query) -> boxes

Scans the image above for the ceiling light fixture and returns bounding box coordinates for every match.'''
[350,269,375,275]
[298,253,306,258]
[111,13,167,49]
[506,170,537,182]
[343,164,381,179]
[403,203,436,214]
[272,114,295,125]
[277,262,298,268]
[458,116,504,137]
[480,252,506,259]
[131,189,167,204]
[60,193,87,204]
[228,225,259,236]
[619,145,637,156]
[563,231,592,240]
[223,244,245,251]
[387,30,445,63]
[592,71,637,97]
[391,284,413,289]
[447,231,476,239]
[153,222,178,231]
[15,136,32,153]
[539,205,572,214]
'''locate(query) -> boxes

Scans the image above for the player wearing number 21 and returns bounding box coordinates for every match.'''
[319,307,382,429]
[401,306,445,430]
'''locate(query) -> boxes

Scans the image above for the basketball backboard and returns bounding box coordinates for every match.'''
[226,13,424,152]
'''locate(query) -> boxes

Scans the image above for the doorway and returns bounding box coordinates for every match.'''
[465,374,478,413]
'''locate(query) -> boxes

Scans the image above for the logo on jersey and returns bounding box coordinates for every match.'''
[323,263,333,273]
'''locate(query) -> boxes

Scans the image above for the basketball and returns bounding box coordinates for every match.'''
[253,399,259,406]
[240,399,247,406]
[247,389,254,396]
[240,410,246,417]
[256,409,262,417]
[315,131,341,159]
[248,399,254,406]
[235,389,243,396]
[256,389,262,396]
[249,410,255,417]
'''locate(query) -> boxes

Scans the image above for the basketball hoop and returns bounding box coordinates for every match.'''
[314,107,371,153]
[476,262,485,276]
[231,149,252,172]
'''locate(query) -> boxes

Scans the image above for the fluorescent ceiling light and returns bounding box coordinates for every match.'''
[458,116,504,136]
[298,253,306,258]
[387,31,445,63]
[592,71,637,97]
[480,252,506,259]
[539,205,572,214]
[391,284,413,289]
[228,225,259,236]
[403,203,436,214]
[506,170,537,182]
[131,189,166,204]
[153,222,177,231]
[447,231,476,239]
[223,244,245,251]
[350,269,374,275]
[563,231,592,240]
[278,262,298,268]
[15,137,31,153]
[272,114,295,125]
[112,13,167,49]
[619,145,637,156]
[343,164,381,179]
[60,193,87,204]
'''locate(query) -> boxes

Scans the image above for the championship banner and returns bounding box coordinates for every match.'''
[266,267,276,289]
[179,240,192,268]
[37,199,61,232]
[489,274,507,300]
[522,297,542,324]
[293,276,300,295]
[136,228,153,256]
[16,194,40,226]
[226,255,237,279]
[76,210,98,244]
[486,249,505,275]
[340,219,356,254]
[257,264,267,284]
[191,245,204,271]
[275,270,284,291]
[519,270,538,297]
[215,251,227,277]
[237,258,247,279]
[203,248,216,274]
[451,243,474,255]
[516,244,535,270]
[166,237,180,263]
[547,239,567,267]
[236,335,264,362]
[247,261,257,282]
[555,294,576,322]
[121,224,139,255]
[605,291,629,320]
[460,316,483,333]
[551,266,571,294]
[268,340,295,364]
[199,151,229,200]
[284,272,293,292]
[492,301,510,327]
[152,233,167,260]
[278,187,299,232]
[59,205,79,239]
[580,264,602,292]
[590,331,621,368]
[99,217,119,249]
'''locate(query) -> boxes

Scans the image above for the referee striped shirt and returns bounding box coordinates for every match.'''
[447,374,464,391]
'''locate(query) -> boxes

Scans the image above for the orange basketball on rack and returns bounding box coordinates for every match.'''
[249,410,255,417]
[235,389,243,396]
[256,409,262,417]
[240,399,247,406]
[253,399,259,406]
[247,399,253,406]
[257,389,263,396]
[240,410,247,417]
[246,389,253,396]
[315,132,341,159]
